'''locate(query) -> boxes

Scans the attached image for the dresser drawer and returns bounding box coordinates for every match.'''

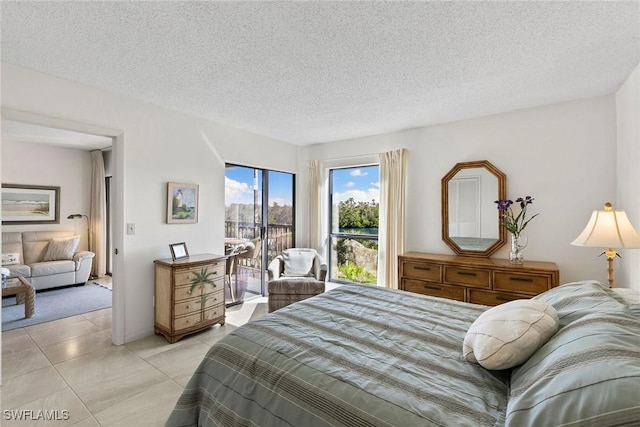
[175,279,224,302]
[174,292,224,317]
[174,304,224,331]
[467,289,523,306]
[402,261,442,282]
[402,279,465,302]
[174,263,225,286]
[444,266,491,288]
[493,271,550,295]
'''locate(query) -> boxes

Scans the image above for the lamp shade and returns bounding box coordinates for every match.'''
[571,203,640,249]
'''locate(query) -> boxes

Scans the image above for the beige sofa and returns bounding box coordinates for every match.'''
[2,231,94,290]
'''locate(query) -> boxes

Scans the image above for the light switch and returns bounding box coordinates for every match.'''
[127,223,136,235]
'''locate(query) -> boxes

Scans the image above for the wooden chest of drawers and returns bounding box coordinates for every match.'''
[154,253,226,343]
[399,252,559,306]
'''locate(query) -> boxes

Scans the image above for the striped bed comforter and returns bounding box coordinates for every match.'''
[166,285,509,427]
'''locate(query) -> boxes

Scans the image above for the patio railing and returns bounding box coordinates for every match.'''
[225,221,294,262]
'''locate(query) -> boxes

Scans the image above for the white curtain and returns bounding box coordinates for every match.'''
[90,150,107,278]
[307,160,325,255]
[378,148,407,289]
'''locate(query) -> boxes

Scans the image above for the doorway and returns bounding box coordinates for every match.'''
[224,165,295,305]
[1,109,125,345]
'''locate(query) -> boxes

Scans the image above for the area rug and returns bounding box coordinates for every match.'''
[2,283,112,331]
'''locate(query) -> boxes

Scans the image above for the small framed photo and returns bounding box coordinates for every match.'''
[167,182,199,224]
[169,242,189,261]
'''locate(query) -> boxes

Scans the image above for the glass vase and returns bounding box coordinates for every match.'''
[509,233,527,264]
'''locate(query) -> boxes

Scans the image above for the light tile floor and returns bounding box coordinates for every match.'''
[1,296,268,426]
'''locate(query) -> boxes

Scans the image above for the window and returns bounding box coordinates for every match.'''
[328,165,379,284]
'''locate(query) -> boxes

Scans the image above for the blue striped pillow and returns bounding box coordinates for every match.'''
[506,281,640,426]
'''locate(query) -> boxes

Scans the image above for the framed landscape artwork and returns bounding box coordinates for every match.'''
[1,184,60,225]
[167,182,199,224]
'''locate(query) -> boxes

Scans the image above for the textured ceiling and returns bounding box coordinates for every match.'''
[2,1,639,146]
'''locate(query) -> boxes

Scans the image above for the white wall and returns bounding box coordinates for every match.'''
[1,59,633,346]
[616,63,640,291]
[1,140,93,250]
[1,63,300,343]
[303,96,618,286]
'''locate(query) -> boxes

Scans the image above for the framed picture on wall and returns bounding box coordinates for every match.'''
[167,182,199,224]
[169,242,189,261]
[1,183,60,225]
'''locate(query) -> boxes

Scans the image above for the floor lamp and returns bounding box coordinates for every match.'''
[571,203,640,287]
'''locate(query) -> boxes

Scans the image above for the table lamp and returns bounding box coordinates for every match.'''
[571,202,640,287]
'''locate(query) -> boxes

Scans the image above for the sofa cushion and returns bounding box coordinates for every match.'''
[23,241,50,265]
[22,231,76,264]
[5,264,31,278]
[31,260,76,277]
[43,236,80,261]
[2,232,24,263]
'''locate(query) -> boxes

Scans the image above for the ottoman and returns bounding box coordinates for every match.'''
[267,277,325,312]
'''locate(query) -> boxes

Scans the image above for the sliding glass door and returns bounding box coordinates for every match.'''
[224,165,295,305]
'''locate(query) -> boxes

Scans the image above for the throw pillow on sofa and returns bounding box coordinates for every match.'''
[43,235,80,261]
[2,252,20,265]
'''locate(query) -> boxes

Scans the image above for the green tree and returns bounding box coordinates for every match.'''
[268,202,293,225]
[338,198,379,229]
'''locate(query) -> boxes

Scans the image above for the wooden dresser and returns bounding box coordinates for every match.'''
[154,253,226,343]
[399,252,559,306]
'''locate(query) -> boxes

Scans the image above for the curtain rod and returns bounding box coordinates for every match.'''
[314,148,406,164]
[314,152,380,163]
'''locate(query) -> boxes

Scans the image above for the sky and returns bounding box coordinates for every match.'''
[225,166,293,206]
[225,165,380,207]
[331,165,380,204]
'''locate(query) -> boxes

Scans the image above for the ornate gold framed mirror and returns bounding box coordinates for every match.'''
[441,160,506,257]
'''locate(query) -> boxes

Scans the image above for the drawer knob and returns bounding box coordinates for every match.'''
[185,305,190,309]
[415,266,431,271]
[424,284,442,291]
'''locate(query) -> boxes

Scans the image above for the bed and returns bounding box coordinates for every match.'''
[166,281,640,427]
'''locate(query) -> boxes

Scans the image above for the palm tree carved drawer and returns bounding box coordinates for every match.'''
[154,253,226,343]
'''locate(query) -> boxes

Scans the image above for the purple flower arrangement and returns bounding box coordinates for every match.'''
[494,196,539,237]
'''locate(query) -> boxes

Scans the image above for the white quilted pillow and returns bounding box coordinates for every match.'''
[283,250,316,277]
[463,299,559,370]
